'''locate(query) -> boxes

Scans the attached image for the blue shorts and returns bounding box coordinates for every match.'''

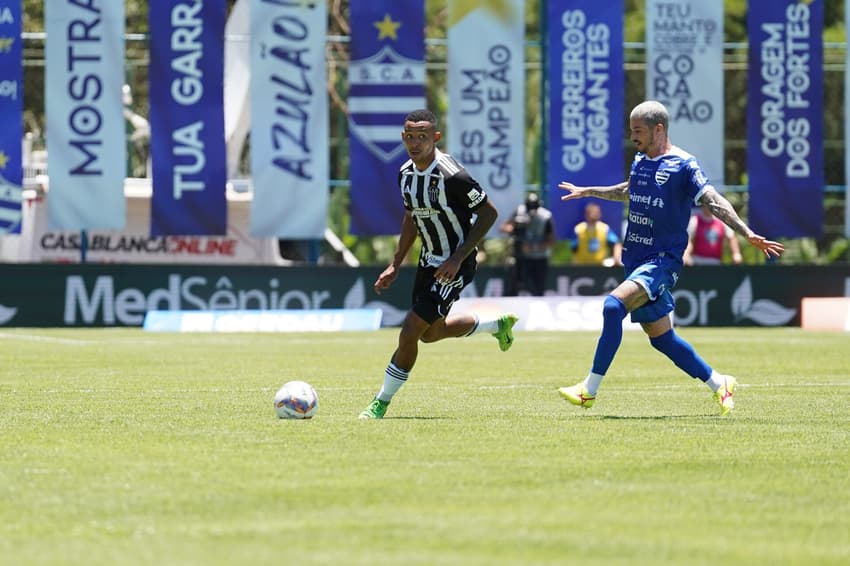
[625,256,681,323]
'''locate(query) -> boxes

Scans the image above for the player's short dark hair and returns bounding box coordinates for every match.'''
[405,109,438,128]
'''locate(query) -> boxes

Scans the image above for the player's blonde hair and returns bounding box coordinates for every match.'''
[630,101,669,132]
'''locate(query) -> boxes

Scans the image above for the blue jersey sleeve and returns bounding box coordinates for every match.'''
[683,157,712,205]
[630,153,643,176]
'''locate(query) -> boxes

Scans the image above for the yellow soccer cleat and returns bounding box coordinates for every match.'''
[713,375,737,416]
[558,382,596,409]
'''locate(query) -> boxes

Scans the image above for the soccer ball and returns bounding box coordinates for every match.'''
[274,380,318,419]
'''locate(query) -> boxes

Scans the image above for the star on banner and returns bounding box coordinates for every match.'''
[0,37,14,53]
[449,0,514,27]
[0,151,8,169]
[374,14,401,41]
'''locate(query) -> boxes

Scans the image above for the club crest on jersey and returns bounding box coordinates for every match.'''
[428,178,440,204]
[655,169,670,185]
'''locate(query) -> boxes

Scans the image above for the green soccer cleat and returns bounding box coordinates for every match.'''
[558,382,596,409]
[358,397,389,420]
[492,313,519,352]
[713,375,737,416]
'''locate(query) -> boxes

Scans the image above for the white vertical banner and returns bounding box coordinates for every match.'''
[846,3,850,238]
[45,1,126,230]
[447,0,525,236]
[250,0,328,238]
[646,0,724,186]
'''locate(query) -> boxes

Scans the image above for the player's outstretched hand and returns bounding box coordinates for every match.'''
[374,264,398,295]
[558,181,588,201]
[747,235,785,260]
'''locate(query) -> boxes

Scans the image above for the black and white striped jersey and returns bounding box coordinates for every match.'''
[398,149,489,268]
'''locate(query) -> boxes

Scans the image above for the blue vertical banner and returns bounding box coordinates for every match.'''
[348,0,425,235]
[0,0,22,234]
[250,0,328,238]
[546,0,625,240]
[646,0,724,186]
[45,1,126,230]
[149,0,227,236]
[447,0,525,238]
[747,0,824,238]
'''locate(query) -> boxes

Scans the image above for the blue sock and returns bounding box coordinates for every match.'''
[591,295,628,375]
[649,329,712,381]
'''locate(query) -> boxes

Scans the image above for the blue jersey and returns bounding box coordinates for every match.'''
[623,146,711,270]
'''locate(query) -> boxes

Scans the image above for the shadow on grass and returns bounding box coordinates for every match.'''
[379,416,453,420]
[593,414,719,420]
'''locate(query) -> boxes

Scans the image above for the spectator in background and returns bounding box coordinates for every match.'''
[683,204,743,265]
[500,192,555,296]
[570,202,622,267]
[123,83,151,178]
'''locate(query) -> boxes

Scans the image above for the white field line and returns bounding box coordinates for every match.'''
[0,332,93,345]
[625,382,850,389]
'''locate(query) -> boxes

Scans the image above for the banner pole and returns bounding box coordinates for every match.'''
[80,230,87,263]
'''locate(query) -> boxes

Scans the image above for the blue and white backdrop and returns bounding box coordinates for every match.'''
[347,0,425,236]
[149,0,227,236]
[29,0,839,242]
[250,0,328,239]
[646,0,724,187]
[546,0,625,240]
[0,0,22,234]
[747,0,824,239]
[447,0,525,237]
[45,0,126,231]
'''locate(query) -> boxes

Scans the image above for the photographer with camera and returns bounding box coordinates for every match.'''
[500,192,555,296]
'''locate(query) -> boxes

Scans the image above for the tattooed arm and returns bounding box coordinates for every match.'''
[698,187,752,238]
[558,180,630,202]
[698,186,785,260]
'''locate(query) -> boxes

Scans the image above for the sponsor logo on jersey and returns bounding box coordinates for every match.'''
[466,188,484,208]
[411,207,439,218]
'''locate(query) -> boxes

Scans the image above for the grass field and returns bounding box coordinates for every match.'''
[1,327,848,566]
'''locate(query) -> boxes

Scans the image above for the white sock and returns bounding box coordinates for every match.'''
[583,372,605,396]
[705,370,725,392]
[377,362,409,402]
[466,314,499,336]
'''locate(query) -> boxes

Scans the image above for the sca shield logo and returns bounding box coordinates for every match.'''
[348,45,425,163]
